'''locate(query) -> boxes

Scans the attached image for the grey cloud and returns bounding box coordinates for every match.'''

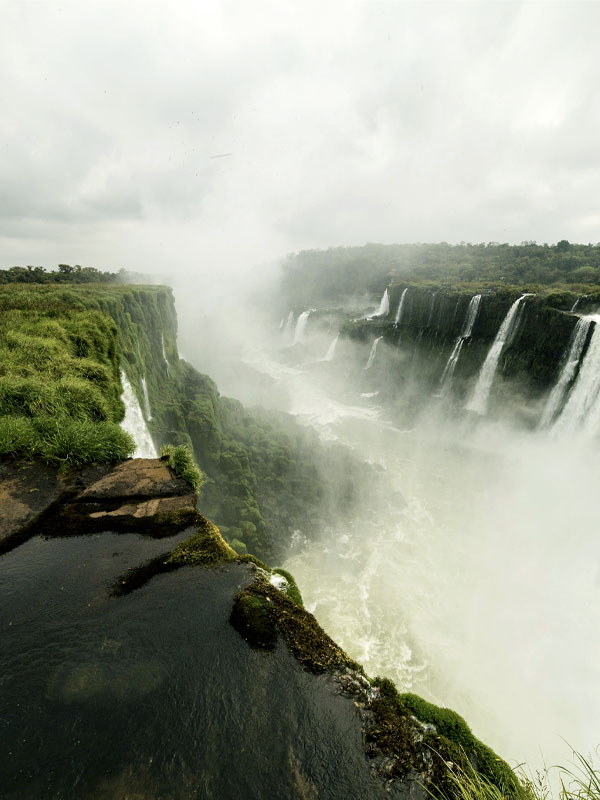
[1,0,600,273]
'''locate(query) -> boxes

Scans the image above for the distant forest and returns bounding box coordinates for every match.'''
[0,264,120,284]
[280,241,600,307]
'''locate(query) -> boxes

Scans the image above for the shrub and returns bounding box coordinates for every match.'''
[160,444,205,493]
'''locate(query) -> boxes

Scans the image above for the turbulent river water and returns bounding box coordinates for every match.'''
[238,336,600,775]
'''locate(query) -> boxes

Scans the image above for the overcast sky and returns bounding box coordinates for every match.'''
[2,0,600,278]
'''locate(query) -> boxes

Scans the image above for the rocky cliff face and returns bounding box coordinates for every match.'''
[338,283,584,425]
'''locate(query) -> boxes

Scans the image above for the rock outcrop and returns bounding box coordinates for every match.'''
[0,457,197,552]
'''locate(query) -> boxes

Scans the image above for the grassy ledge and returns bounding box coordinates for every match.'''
[159,444,205,494]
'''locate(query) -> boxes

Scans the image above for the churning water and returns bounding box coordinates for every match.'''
[239,325,600,776]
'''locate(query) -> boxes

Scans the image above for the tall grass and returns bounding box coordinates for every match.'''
[160,444,205,493]
[428,748,600,800]
[0,291,134,464]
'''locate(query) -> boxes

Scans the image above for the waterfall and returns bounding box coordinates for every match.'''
[541,318,592,428]
[120,371,157,458]
[369,289,389,319]
[394,288,409,325]
[553,316,600,435]
[427,292,437,327]
[140,377,152,421]
[282,311,295,342]
[323,333,339,362]
[161,334,170,374]
[294,311,311,344]
[466,294,531,415]
[365,336,383,369]
[571,297,585,313]
[437,295,482,395]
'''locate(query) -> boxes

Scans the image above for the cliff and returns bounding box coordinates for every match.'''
[326,282,591,425]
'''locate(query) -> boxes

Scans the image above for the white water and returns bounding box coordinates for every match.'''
[427,292,437,327]
[120,371,157,458]
[466,294,531,415]
[161,334,170,374]
[437,294,482,395]
[322,333,339,362]
[294,310,311,345]
[369,288,389,319]
[394,288,409,325]
[541,317,592,428]
[204,308,600,778]
[140,377,153,421]
[553,316,600,435]
[283,311,295,343]
[365,336,383,369]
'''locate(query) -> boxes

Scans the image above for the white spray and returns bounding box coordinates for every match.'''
[322,333,339,362]
[294,310,311,345]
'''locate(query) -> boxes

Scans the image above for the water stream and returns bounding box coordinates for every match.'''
[466,294,531,415]
[120,371,157,458]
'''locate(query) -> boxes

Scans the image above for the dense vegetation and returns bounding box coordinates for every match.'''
[156,361,366,559]
[0,286,134,463]
[280,241,600,308]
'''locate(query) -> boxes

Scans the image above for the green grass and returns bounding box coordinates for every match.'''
[0,289,136,464]
[0,416,134,464]
[159,444,205,493]
[427,748,600,800]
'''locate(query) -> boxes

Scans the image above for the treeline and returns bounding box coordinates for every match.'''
[0,264,120,284]
[280,241,600,308]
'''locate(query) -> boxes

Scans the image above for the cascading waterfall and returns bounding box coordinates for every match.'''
[141,377,153,421]
[427,292,437,327]
[294,310,311,344]
[571,296,585,313]
[322,333,339,362]
[369,288,389,319]
[540,317,592,428]
[553,316,600,435]
[465,294,531,415]
[161,334,170,374]
[365,336,383,369]
[437,295,482,395]
[394,288,409,325]
[120,371,157,458]
[283,311,295,342]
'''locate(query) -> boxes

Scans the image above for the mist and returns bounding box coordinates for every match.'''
[172,278,600,775]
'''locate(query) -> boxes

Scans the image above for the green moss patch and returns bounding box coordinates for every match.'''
[165,517,237,567]
[366,679,522,799]
[230,577,361,674]
[113,516,236,595]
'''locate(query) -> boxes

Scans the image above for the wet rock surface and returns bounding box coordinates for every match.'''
[0,458,196,550]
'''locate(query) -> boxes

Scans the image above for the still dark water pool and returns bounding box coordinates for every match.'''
[0,532,396,799]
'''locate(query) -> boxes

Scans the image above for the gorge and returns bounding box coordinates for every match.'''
[1,252,599,798]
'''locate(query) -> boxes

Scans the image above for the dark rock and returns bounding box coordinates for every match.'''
[75,458,190,501]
